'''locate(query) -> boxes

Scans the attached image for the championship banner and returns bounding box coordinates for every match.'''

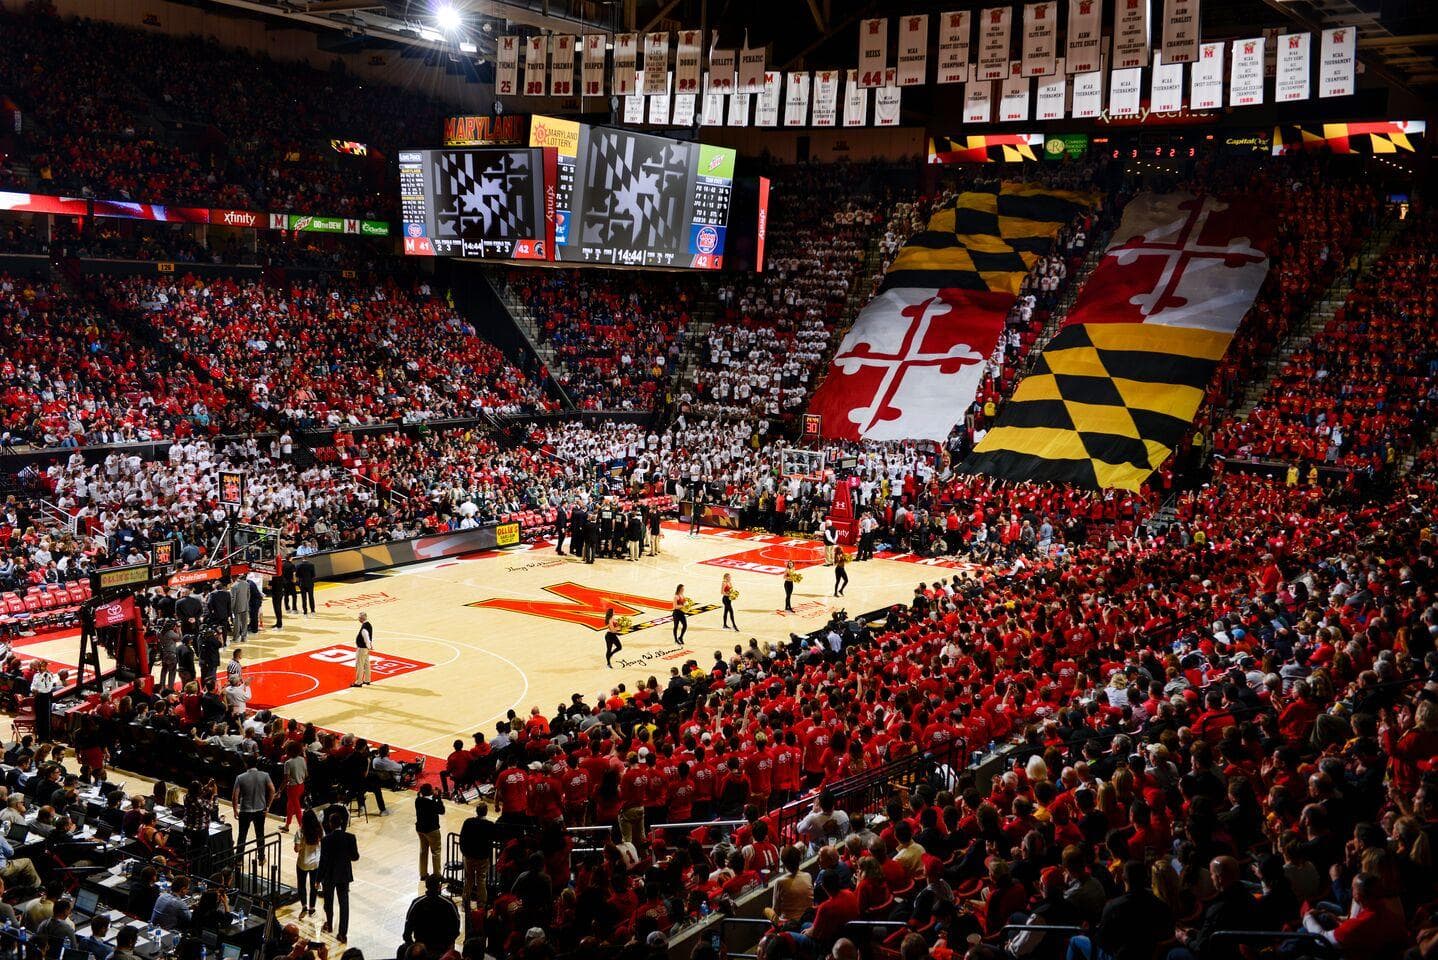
[1110,67,1142,116]
[738,44,767,93]
[523,35,546,97]
[1271,121,1425,156]
[647,72,672,124]
[709,44,737,94]
[978,7,1013,81]
[1066,0,1101,73]
[897,14,930,86]
[728,92,751,126]
[644,33,670,94]
[784,71,811,127]
[1319,27,1355,98]
[809,184,1092,443]
[755,71,782,126]
[496,35,519,96]
[624,72,645,123]
[582,35,606,96]
[929,134,1042,164]
[843,70,869,126]
[937,11,972,84]
[1230,36,1265,107]
[1191,42,1224,110]
[875,69,902,126]
[813,70,840,126]
[1276,33,1311,102]
[965,81,994,123]
[701,74,727,125]
[675,30,702,94]
[1161,0,1201,64]
[550,36,576,97]
[1036,63,1066,119]
[964,192,1273,490]
[1114,0,1150,68]
[673,93,697,127]
[858,18,889,88]
[1072,70,1103,117]
[613,33,638,95]
[1000,75,1031,122]
[1150,52,1185,113]
[1022,2,1057,77]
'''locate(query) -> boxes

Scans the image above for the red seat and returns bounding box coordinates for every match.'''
[66,584,86,603]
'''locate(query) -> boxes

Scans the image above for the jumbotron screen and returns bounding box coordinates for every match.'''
[398,147,552,259]
[531,116,736,269]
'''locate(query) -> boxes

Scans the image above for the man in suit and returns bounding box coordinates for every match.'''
[353,613,373,687]
[229,576,252,645]
[555,504,570,556]
[205,585,232,635]
[279,560,297,614]
[268,575,285,631]
[318,810,359,942]
[295,558,317,615]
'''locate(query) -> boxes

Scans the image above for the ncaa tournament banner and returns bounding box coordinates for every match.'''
[1191,42,1224,110]
[496,36,519,97]
[675,30,702,94]
[1110,67,1142,116]
[1319,27,1355,98]
[1114,0,1150,68]
[1066,0,1102,73]
[875,69,902,126]
[1021,2,1057,77]
[897,15,930,86]
[813,71,840,126]
[612,33,638,95]
[1036,64,1066,119]
[784,72,811,127]
[1161,0,1201,64]
[978,6,1013,81]
[550,36,576,97]
[1000,74,1031,122]
[1072,70,1103,117]
[1150,53,1185,113]
[644,33,670,94]
[937,11,971,84]
[858,18,889,88]
[1276,33,1311,102]
[582,35,606,96]
[965,81,993,123]
[1230,36,1265,107]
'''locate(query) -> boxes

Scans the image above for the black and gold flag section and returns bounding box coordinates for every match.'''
[882,183,1093,296]
[962,323,1232,491]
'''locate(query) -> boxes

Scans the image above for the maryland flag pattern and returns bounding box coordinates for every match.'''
[1272,121,1425,156]
[881,183,1093,294]
[964,193,1275,491]
[929,135,1042,165]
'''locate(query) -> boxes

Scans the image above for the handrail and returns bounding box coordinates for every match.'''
[651,818,746,832]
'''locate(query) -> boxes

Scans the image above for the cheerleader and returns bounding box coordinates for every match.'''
[603,607,622,667]
[833,550,848,598]
[783,561,800,612]
[672,584,688,644]
[721,573,739,631]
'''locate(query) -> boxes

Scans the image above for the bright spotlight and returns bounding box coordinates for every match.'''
[434,4,462,33]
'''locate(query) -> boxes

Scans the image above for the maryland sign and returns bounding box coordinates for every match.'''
[469,581,717,632]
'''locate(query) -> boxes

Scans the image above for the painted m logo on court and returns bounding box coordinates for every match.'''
[469,581,673,631]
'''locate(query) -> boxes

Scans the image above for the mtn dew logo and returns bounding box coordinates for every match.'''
[697,144,736,181]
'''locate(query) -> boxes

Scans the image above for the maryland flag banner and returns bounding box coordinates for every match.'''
[808,184,1091,442]
[964,192,1275,490]
[1272,120,1426,156]
[928,134,1042,164]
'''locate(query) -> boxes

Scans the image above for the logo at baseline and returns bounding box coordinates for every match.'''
[468,581,717,632]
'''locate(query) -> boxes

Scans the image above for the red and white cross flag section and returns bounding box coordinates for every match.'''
[808,287,1011,442]
[1063,193,1274,335]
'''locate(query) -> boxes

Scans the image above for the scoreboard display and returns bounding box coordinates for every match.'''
[398,147,553,259]
[556,125,735,269]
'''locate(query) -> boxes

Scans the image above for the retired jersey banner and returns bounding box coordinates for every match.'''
[755,71,782,126]
[810,184,1091,443]
[1276,33,1311,102]
[644,33,670,94]
[1022,3,1058,76]
[1066,0,1102,73]
[1150,52,1185,113]
[496,35,520,97]
[1319,27,1355,98]
[964,192,1273,490]
[709,45,737,94]
[1230,36,1265,107]
[897,15,930,86]
[859,18,889,87]
[1161,0,1201,64]
[1114,0,1150,68]
[675,30,702,94]
[1036,63,1067,119]
[523,36,547,96]
[813,70,840,126]
[582,35,606,96]
[550,36,576,97]
[964,81,994,123]
[875,69,902,126]
[1191,41,1224,110]
[938,11,971,84]
[784,71,811,127]
[1000,76,1031,122]
[978,7,1013,81]
[739,44,767,93]
[1110,67,1142,116]
[844,70,869,126]
[1072,70,1103,117]
[613,33,638,94]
